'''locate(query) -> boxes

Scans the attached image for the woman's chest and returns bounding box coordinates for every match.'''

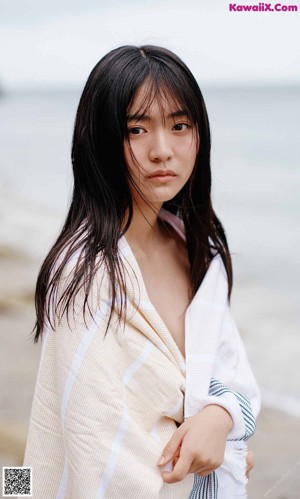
[136,244,191,360]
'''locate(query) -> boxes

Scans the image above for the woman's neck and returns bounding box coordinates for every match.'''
[123,196,164,252]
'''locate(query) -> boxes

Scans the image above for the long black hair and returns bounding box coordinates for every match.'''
[33,45,232,342]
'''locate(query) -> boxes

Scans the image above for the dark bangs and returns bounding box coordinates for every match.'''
[125,65,201,148]
[91,45,208,149]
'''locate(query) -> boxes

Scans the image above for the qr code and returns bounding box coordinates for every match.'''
[2,467,32,497]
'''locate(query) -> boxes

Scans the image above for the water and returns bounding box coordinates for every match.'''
[1,86,299,414]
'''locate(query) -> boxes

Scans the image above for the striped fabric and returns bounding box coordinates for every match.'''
[208,378,256,441]
[22,208,260,498]
[189,473,218,499]
[188,378,256,499]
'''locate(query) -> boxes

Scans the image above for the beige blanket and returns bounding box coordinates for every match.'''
[23,209,260,498]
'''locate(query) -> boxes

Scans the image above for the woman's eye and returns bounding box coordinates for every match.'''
[173,123,190,131]
[128,127,144,135]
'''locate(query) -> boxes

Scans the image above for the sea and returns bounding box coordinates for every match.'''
[0,85,299,416]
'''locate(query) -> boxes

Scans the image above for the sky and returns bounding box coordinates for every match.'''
[0,0,299,88]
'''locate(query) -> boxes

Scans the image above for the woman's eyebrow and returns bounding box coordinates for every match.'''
[169,109,189,119]
[127,113,150,122]
[127,109,189,122]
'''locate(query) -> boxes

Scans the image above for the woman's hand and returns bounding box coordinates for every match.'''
[246,450,254,478]
[157,405,233,483]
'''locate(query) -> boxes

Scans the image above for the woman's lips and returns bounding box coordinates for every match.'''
[147,170,176,183]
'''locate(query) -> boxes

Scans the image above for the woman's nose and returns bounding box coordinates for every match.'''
[149,131,174,162]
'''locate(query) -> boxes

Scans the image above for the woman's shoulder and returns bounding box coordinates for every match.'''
[58,247,109,294]
[50,234,110,320]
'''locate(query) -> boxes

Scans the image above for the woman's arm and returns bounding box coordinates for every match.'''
[157,403,232,483]
[156,377,256,484]
[157,305,260,485]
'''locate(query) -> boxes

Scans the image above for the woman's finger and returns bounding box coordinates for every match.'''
[157,426,186,466]
[161,447,192,484]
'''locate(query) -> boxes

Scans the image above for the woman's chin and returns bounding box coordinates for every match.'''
[140,185,181,205]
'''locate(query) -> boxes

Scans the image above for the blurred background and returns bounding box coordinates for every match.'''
[0,1,299,497]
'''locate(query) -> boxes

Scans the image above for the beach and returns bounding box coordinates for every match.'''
[0,262,299,497]
[0,86,299,497]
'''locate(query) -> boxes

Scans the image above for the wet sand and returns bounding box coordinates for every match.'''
[1,246,299,498]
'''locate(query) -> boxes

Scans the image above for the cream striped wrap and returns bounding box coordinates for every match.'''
[23,208,260,498]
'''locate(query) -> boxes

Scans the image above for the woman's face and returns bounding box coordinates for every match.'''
[124,82,199,208]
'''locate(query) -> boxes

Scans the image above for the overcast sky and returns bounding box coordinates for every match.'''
[0,0,299,88]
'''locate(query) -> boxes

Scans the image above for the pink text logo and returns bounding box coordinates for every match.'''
[229,3,298,11]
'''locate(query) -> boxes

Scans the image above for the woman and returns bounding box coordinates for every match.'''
[24,45,260,498]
